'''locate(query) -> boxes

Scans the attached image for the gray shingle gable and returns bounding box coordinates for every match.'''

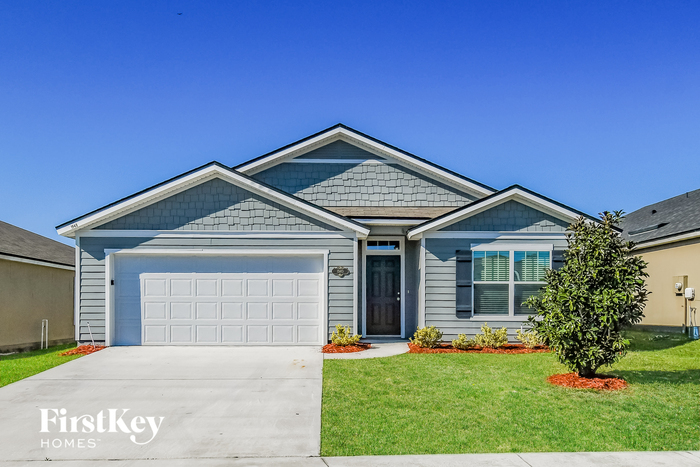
[252,161,477,207]
[96,178,340,231]
[439,200,570,232]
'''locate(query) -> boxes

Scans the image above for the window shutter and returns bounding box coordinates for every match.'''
[456,250,472,312]
[552,250,565,271]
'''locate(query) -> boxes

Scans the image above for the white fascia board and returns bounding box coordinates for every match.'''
[81,230,356,239]
[237,127,495,198]
[352,218,426,226]
[470,242,553,251]
[407,189,580,240]
[633,230,700,250]
[423,232,567,240]
[57,165,370,239]
[104,248,330,256]
[0,253,75,271]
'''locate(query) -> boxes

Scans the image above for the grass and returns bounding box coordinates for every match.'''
[0,343,83,388]
[321,330,700,456]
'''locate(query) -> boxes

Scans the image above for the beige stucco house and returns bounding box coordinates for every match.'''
[622,189,700,331]
[0,221,75,352]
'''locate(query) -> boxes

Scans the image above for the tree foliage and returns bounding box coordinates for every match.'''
[526,211,649,377]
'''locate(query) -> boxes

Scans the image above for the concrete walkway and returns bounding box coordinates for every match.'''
[0,346,323,462]
[323,341,409,360]
[0,451,697,466]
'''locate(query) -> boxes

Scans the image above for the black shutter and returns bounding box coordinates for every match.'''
[456,250,472,312]
[552,250,565,271]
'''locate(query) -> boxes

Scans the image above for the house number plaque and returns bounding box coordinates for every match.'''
[331,266,350,278]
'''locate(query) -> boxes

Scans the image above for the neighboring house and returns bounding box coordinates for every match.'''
[0,221,75,352]
[57,124,596,346]
[622,189,700,331]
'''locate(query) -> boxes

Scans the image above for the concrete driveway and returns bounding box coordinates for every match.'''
[0,346,322,462]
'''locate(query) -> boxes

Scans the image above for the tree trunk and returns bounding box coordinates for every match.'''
[578,366,596,378]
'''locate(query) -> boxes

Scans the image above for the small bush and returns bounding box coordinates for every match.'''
[516,329,542,349]
[452,333,477,350]
[410,326,443,348]
[331,324,361,346]
[473,323,508,348]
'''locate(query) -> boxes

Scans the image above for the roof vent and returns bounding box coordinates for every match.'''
[651,209,657,214]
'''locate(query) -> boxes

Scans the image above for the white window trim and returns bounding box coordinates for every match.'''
[103,248,330,347]
[471,248,551,318]
[362,236,405,338]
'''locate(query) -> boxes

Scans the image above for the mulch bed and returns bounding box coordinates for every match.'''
[548,373,628,390]
[407,343,549,354]
[322,343,372,353]
[60,345,105,356]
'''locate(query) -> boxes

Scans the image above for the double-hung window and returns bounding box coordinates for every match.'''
[466,246,552,317]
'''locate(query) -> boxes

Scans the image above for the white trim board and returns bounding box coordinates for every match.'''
[57,164,370,239]
[407,188,581,240]
[634,230,700,249]
[361,236,406,338]
[81,230,356,239]
[421,232,567,240]
[235,127,495,198]
[0,253,75,271]
[471,243,553,251]
[103,248,330,347]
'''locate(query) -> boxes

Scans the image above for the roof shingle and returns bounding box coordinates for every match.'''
[621,188,700,244]
[0,221,75,267]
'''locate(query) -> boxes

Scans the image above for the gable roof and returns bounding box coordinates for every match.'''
[0,220,74,267]
[56,162,370,239]
[407,185,598,239]
[621,188,700,246]
[234,124,496,199]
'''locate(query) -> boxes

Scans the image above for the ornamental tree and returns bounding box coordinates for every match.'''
[526,211,648,377]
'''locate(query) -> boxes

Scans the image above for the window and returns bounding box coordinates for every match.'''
[366,240,400,251]
[471,249,551,316]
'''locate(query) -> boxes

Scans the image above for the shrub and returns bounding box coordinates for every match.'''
[452,333,477,350]
[330,324,361,346]
[410,326,443,348]
[526,211,649,377]
[473,323,508,348]
[516,329,542,349]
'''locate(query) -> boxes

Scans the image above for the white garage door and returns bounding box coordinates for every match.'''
[113,255,324,345]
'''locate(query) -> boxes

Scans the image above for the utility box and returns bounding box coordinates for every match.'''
[673,275,688,295]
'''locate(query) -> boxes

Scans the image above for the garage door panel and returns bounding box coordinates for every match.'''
[272,302,294,320]
[115,256,324,345]
[222,279,243,297]
[196,302,218,319]
[170,302,193,319]
[221,302,243,319]
[222,325,244,343]
[247,325,269,343]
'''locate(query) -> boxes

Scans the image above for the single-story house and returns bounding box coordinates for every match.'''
[622,188,700,332]
[0,220,75,352]
[57,124,595,346]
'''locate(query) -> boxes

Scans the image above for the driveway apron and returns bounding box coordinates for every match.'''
[0,346,322,461]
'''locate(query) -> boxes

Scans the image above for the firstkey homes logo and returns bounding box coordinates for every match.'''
[40,408,165,448]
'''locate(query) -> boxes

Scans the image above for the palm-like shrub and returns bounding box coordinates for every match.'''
[473,323,508,348]
[330,324,361,346]
[410,326,443,348]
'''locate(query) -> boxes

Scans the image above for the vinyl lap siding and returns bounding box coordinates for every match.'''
[77,236,356,343]
[424,238,568,340]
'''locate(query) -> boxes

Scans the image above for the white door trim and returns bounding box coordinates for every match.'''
[104,248,330,346]
[362,236,405,338]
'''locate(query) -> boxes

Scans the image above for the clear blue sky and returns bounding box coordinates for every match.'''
[1,1,699,245]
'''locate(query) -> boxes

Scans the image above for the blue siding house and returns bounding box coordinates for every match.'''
[57,124,593,346]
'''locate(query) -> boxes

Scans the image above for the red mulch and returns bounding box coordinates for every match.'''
[60,345,105,356]
[548,373,628,390]
[322,343,372,353]
[407,343,549,354]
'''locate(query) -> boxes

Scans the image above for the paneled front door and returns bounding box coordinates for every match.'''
[366,255,401,335]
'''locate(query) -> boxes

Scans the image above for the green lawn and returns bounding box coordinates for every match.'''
[321,331,700,456]
[0,343,83,388]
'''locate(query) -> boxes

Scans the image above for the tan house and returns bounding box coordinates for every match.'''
[0,221,75,352]
[622,189,700,332]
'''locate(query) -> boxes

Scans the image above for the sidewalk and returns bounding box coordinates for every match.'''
[4,451,698,466]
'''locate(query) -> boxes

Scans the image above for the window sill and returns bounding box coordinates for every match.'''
[468,315,532,321]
